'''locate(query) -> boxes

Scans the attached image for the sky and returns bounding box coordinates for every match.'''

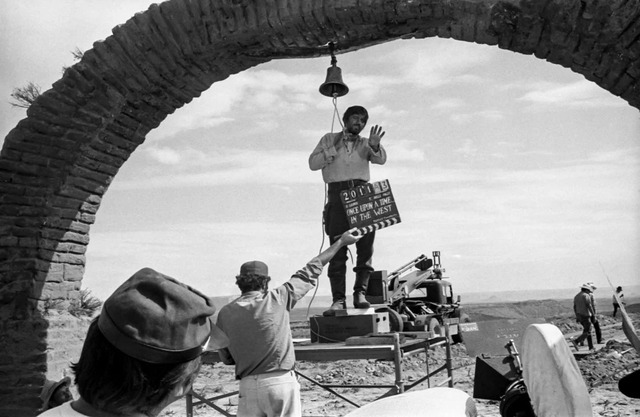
[1,1,639,303]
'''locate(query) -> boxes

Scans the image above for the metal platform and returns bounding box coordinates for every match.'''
[186,330,454,417]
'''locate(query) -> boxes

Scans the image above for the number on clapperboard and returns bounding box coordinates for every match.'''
[357,184,373,197]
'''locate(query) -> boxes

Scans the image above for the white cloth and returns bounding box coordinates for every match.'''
[38,402,85,416]
[522,323,592,417]
[343,387,477,417]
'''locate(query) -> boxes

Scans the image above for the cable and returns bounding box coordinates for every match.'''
[304,183,328,319]
[331,96,344,131]
[304,96,344,320]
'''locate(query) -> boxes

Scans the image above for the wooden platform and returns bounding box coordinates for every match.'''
[570,340,606,357]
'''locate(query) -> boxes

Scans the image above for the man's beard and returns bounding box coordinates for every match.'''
[345,126,362,137]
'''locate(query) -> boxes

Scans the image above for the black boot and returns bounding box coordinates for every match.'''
[353,271,371,308]
[587,334,594,351]
[323,299,346,316]
[353,292,370,309]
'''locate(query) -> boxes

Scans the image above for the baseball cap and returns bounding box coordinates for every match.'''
[98,268,229,364]
[240,260,269,276]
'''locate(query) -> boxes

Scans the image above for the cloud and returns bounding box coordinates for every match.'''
[431,98,466,110]
[584,147,639,165]
[84,219,324,300]
[430,97,505,125]
[112,148,317,190]
[145,146,184,165]
[453,139,479,158]
[518,80,626,108]
[148,68,319,141]
[385,139,427,162]
[450,109,506,124]
[143,146,235,167]
[388,149,639,273]
[382,40,496,88]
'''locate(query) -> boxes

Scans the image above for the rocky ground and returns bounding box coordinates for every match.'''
[162,300,640,416]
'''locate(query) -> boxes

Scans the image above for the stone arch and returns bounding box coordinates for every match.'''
[0,0,638,413]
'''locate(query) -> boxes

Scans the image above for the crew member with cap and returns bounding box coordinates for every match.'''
[40,377,73,411]
[216,228,361,417]
[309,105,387,316]
[38,268,229,417]
[571,283,596,352]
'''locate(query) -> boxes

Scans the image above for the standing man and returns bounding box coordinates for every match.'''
[571,283,596,352]
[613,286,625,317]
[216,229,361,417]
[309,105,387,315]
[38,268,229,417]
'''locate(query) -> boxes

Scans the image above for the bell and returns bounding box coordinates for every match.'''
[319,57,349,98]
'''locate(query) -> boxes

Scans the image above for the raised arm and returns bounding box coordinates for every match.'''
[367,125,387,164]
[316,228,361,266]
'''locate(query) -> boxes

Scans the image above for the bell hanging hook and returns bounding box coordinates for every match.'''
[319,42,349,98]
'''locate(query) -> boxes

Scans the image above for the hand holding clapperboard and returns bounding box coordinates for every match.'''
[339,179,401,236]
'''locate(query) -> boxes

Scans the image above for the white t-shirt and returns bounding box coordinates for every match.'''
[38,402,85,417]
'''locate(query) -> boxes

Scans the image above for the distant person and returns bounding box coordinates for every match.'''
[40,377,73,411]
[216,228,361,417]
[586,282,603,344]
[613,286,625,317]
[308,105,387,315]
[571,283,596,351]
[38,268,229,417]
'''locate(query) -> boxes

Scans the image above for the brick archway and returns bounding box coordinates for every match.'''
[0,0,638,414]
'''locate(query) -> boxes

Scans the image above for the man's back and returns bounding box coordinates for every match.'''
[217,289,295,378]
[574,291,592,317]
[217,259,323,378]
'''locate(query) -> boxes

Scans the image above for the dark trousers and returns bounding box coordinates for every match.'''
[590,316,602,344]
[575,314,594,349]
[324,182,375,302]
[613,303,620,317]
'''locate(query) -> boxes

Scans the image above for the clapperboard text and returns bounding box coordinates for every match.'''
[340,179,401,235]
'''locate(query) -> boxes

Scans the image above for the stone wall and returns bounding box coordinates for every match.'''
[0,0,638,414]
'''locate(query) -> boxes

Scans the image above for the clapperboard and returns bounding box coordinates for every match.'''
[340,179,401,235]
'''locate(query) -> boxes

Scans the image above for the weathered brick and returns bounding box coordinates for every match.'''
[0,236,19,247]
[77,153,122,176]
[39,239,88,255]
[0,194,47,206]
[64,264,85,281]
[37,263,64,282]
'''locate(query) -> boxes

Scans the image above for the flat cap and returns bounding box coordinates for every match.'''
[98,268,228,364]
[240,260,269,276]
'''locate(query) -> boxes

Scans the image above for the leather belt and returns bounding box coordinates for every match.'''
[328,179,367,192]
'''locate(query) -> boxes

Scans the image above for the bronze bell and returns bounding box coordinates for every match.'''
[319,55,349,98]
